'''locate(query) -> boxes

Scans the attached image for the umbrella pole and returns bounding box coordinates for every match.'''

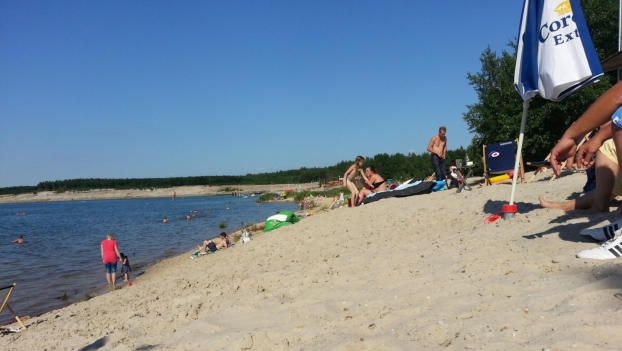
[505,99,530,219]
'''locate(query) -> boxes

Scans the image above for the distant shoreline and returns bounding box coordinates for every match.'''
[0,183,320,204]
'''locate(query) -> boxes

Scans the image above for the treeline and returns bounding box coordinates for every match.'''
[0,149,471,195]
[463,0,618,163]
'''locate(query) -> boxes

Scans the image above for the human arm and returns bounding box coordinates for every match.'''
[100,244,104,262]
[442,141,447,159]
[359,169,373,187]
[575,122,612,169]
[114,243,122,261]
[550,81,622,175]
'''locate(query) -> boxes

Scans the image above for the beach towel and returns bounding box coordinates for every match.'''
[361,181,435,204]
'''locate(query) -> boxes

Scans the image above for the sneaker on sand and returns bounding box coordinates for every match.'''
[577,230,622,260]
[580,221,622,241]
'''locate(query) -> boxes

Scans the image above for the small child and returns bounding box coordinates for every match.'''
[120,253,132,282]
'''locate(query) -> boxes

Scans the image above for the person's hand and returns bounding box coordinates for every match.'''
[575,138,600,169]
[550,136,577,176]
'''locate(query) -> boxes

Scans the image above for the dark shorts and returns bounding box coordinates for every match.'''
[207,241,218,252]
[104,262,117,274]
[121,264,132,274]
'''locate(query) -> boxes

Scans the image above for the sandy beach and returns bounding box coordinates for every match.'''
[0,183,320,204]
[3,171,622,350]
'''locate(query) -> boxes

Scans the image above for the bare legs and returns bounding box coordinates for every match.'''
[105,272,117,290]
[345,179,358,206]
[539,150,617,212]
[357,188,372,205]
[198,240,210,252]
[539,192,596,211]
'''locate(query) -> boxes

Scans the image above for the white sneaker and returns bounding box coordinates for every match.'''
[580,220,622,241]
[577,229,622,260]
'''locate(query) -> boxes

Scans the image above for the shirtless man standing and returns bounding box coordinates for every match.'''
[427,126,448,181]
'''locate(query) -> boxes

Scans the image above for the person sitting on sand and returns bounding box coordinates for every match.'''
[343,156,365,205]
[448,162,463,189]
[540,121,620,213]
[548,81,622,260]
[12,235,24,244]
[357,166,387,205]
[198,232,231,253]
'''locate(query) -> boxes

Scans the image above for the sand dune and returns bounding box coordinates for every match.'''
[3,171,622,350]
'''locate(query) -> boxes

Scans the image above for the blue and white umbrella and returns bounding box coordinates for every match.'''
[507,0,603,215]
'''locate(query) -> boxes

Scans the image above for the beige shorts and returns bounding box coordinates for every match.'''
[598,139,622,195]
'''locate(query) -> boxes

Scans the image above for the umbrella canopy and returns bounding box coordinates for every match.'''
[504,0,603,215]
[514,0,603,101]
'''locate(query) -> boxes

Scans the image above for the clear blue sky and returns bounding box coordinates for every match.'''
[0,1,523,187]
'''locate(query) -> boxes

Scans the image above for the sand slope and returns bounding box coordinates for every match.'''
[3,172,622,350]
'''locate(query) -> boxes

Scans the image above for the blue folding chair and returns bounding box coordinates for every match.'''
[482,140,524,185]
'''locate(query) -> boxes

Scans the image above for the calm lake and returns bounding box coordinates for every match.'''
[0,195,297,325]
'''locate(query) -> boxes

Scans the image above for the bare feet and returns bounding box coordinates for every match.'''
[539,196,575,211]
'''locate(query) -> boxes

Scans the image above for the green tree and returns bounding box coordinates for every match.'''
[463,0,618,168]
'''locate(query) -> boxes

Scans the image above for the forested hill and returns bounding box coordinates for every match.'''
[0,148,469,195]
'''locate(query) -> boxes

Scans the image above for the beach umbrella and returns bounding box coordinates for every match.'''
[505,0,603,218]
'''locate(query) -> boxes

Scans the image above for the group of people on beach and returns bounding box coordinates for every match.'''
[100,234,132,290]
[343,125,462,206]
[99,231,232,289]
[537,81,622,259]
[343,156,387,206]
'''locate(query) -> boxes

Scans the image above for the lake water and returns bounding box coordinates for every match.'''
[0,196,297,325]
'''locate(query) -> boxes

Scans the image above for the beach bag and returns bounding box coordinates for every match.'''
[239,231,252,243]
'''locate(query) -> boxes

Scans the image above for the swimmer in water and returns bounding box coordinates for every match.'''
[12,235,24,244]
[186,215,191,220]
[163,218,168,223]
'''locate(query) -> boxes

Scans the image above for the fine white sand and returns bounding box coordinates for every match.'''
[3,171,622,350]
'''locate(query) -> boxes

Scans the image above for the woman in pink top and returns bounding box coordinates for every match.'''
[101,234,122,291]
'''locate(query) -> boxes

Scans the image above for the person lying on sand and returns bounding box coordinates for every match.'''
[198,232,231,253]
[357,166,387,205]
[548,81,622,260]
[540,122,620,213]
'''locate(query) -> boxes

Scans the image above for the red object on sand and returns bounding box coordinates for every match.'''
[128,281,132,287]
[484,213,501,224]
[502,204,517,214]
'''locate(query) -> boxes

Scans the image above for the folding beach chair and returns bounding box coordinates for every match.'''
[0,283,26,330]
[482,140,524,186]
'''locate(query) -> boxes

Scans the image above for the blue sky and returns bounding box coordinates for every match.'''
[0,1,523,187]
